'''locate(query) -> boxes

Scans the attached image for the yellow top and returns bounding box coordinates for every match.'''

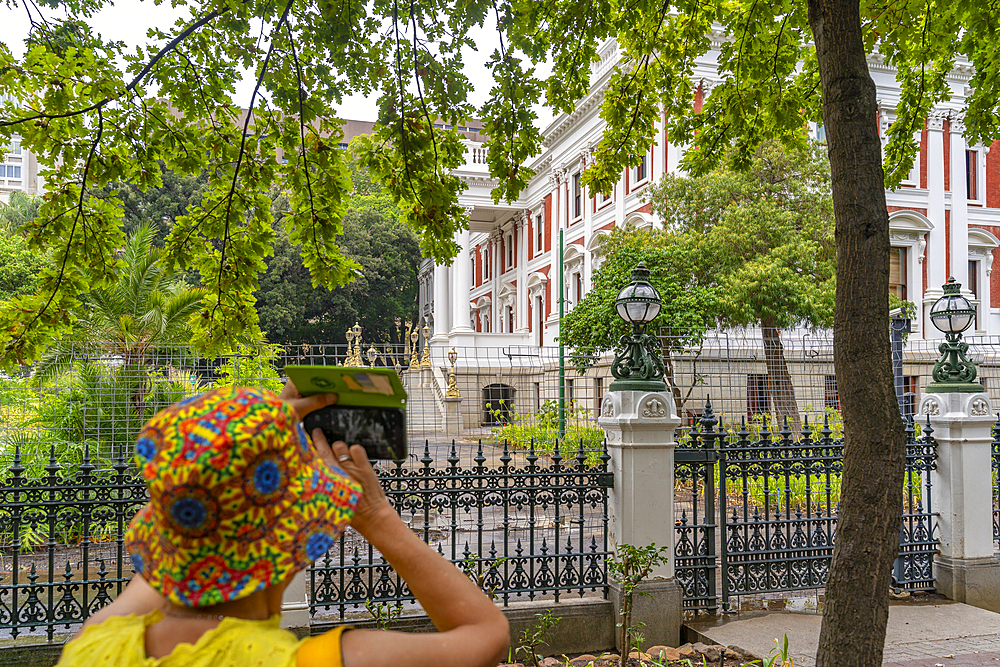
[56,612,350,667]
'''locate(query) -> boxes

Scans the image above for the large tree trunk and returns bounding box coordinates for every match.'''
[807,0,908,665]
[761,323,802,434]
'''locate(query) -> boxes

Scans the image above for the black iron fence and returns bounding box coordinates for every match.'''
[993,420,1000,552]
[674,400,939,614]
[309,439,611,622]
[0,437,610,639]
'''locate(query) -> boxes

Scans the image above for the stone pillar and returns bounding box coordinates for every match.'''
[597,390,683,649]
[443,396,462,434]
[925,113,947,337]
[919,391,1000,613]
[280,569,310,632]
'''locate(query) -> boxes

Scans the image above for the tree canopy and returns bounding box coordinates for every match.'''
[0,0,996,368]
[563,142,835,421]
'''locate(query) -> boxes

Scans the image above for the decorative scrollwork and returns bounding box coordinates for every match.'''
[641,397,666,418]
[932,336,979,384]
[970,397,990,416]
[611,332,665,383]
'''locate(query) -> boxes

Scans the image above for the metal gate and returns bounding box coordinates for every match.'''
[674,399,938,614]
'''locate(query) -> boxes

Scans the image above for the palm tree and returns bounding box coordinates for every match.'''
[34,222,206,397]
[0,192,42,235]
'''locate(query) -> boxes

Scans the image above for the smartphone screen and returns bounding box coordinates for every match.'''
[303,405,408,461]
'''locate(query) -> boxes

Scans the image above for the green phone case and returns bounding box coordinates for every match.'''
[284,365,407,409]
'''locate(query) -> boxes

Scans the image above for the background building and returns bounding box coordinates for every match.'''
[415,39,1000,346]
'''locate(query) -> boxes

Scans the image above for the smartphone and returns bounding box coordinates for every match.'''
[303,404,408,461]
[284,365,408,461]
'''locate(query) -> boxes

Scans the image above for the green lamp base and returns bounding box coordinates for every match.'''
[925,381,985,394]
[608,379,668,393]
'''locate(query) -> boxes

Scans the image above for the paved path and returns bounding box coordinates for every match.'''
[689,601,1000,666]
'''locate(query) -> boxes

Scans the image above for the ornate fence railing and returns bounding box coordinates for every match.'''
[309,439,612,623]
[0,438,610,639]
[993,420,1000,551]
[674,401,939,614]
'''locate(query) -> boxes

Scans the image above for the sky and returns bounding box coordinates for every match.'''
[0,0,554,127]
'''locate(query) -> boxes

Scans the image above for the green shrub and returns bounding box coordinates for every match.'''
[489,399,604,461]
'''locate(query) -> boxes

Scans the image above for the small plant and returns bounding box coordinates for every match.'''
[751,634,793,667]
[460,552,508,600]
[514,609,561,667]
[364,599,402,630]
[607,542,670,667]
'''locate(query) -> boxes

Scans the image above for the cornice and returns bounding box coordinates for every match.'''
[542,80,610,148]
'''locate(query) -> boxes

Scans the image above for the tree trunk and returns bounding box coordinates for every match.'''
[807,0,908,665]
[761,323,802,434]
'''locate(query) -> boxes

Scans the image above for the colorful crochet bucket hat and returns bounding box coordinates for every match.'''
[124,386,362,607]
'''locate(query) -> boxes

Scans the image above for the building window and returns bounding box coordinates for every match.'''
[747,374,769,418]
[967,150,979,200]
[483,245,491,281]
[536,295,544,346]
[969,259,980,329]
[567,378,574,404]
[574,272,583,305]
[506,305,514,332]
[506,232,513,270]
[632,154,648,186]
[1,165,21,178]
[889,247,906,300]
[824,375,840,411]
[535,213,544,253]
[471,254,477,286]
[9,139,20,155]
[572,172,582,221]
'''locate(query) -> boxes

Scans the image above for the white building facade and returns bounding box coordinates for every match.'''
[418,39,1000,348]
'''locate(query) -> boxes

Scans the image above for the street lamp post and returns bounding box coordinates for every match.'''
[446,347,460,398]
[926,276,984,393]
[609,263,667,392]
[409,327,420,370]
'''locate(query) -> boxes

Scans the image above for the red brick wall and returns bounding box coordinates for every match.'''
[541,265,551,318]
[987,140,1000,209]
[474,246,481,286]
[631,203,653,216]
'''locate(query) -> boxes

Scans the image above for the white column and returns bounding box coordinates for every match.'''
[432,262,450,342]
[925,113,947,337]
[280,570,310,630]
[919,392,1000,613]
[550,171,565,341]
[597,390,683,648]
[491,233,499,333]
[451,227,473,334]
[949,118,970,289]
[516,212,529,334]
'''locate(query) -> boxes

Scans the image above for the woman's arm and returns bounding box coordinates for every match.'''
[308,435,509,667]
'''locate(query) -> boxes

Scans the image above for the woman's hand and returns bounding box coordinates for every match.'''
[309,428,396,537]
[278,379,338,420]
